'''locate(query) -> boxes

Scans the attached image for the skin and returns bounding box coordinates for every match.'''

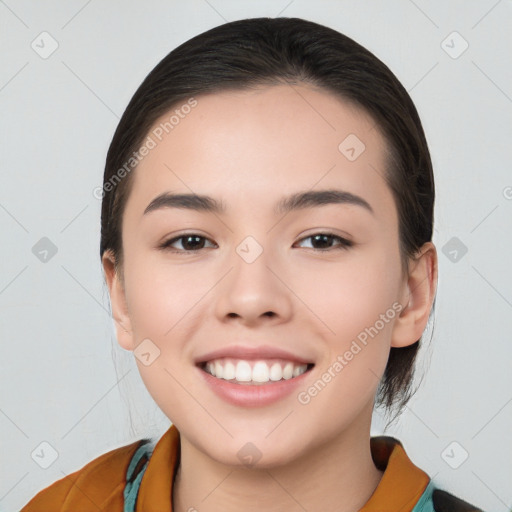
[102,84,437,512]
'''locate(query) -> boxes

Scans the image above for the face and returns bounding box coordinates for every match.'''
[107,84,413,467]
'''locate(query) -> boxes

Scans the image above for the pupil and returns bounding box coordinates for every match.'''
[184,236,203,250]
[313,234,332,249]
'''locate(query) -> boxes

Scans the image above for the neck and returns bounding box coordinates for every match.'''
[172,402,384,512]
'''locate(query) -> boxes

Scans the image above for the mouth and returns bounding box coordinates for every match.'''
[197,358,315,386]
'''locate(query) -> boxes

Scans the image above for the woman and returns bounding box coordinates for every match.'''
[21,17,484,512]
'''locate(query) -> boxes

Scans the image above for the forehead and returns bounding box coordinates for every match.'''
[125,84,395,222]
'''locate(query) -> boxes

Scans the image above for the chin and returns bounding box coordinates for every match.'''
[203,432,305,469]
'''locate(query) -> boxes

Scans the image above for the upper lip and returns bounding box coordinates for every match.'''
[194,345,315,365]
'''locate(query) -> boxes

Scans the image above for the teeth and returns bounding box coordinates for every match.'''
[235,361,252,382]
[283,362,294,380]
[203,358,310,384]
[214,360,223,379]
[223,361,235,380]
[252,361,269,383]
[292,364,304,377]
[269,363,282,381]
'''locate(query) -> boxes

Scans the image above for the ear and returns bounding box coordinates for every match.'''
[102,250,136,351]
[391,242,438,348]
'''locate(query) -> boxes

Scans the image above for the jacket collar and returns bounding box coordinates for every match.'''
[362,436,431,510]
[135,424,430,511]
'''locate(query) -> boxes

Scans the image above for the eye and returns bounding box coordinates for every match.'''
[158,231,353,254]
[294,232,353,251]
[159,233,217,253]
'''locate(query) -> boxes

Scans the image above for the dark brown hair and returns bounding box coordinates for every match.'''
[100,17,435,425]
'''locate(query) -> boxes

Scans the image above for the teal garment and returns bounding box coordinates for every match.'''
[412,480,436,512]
[123,440,153,512]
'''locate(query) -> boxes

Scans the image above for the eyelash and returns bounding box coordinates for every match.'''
[158,232,353,254]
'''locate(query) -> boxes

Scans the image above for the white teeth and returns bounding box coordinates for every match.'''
[235,361,252,382]
[252,361,269,383]
[223,361,236,380]
[269,363,282,381]
[293,365,305,377]
[282,362,294,380]
[203,358,310,384]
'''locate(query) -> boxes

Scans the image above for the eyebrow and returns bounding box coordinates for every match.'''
[143,189,374,217]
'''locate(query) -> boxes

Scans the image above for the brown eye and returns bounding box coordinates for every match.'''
[159,232,352,254]
[295,233,353,251]
[160,234,216,252]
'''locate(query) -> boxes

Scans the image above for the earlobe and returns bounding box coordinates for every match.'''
[101,251,135,351]
[391,242,438,348]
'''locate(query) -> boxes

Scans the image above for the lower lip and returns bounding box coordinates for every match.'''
[197,365,313,407]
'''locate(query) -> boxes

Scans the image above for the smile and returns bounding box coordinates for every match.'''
[199,358,314,386]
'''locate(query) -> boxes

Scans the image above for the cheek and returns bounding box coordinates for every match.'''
[292,250,402,342]
[123,247,215,339]
[291,250,401,406]
[292,262,399,434]
[121,248,220,405]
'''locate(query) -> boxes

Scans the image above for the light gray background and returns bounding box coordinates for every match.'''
[1,1,511,511]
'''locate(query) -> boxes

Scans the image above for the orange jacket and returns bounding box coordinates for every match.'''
[20,424,483,511]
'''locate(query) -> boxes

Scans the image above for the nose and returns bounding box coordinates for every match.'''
[214,244,293,327]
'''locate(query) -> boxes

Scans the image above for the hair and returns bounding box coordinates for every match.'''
[100,17,435,427]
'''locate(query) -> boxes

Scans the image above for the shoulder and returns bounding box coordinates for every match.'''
[432,489,485,512]
[20,437,152,512]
